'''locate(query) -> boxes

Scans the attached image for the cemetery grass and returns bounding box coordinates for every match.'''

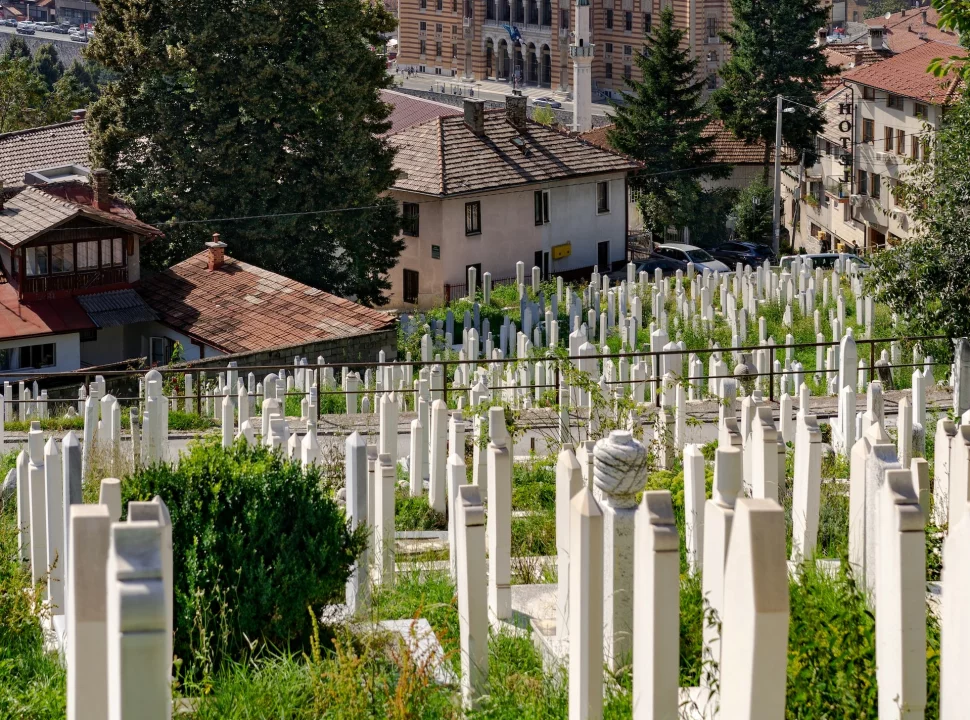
[0,451,67,719]
[2,409,216,433]
[400,270,952,396]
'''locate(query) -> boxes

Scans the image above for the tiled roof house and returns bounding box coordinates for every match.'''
[384,95,640,308]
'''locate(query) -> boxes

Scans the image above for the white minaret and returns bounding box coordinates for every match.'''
[570,0,594,133]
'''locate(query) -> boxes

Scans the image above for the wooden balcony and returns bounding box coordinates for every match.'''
[20,266,129,297]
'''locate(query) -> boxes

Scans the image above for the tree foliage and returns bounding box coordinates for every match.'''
[0,44,91,133]
[929,0,970,81]
[607,6,728,235]
[87,0,404,306]
[712,0,837,174]
[863,0,910,19]
[2,36,30,61]
[731,178,774,245]
[867,92,970,338]
[32,43,63,91]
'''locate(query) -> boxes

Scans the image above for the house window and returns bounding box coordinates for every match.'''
[623,64,632,80]
[862,118,874,143]
[18,343,55,369]
[436,22,442,32]
[706,16,717,39]
[596,181,610,213]
[862,86,876,100]
[420,0,427,8]
[857,169,868,195]
[436,0,442,10]
[149,337,173,366]
[896,129,906,155]
[431,244,441,259]
[79,328,97,342]
[911,135,922,161]
[870,172,880,200]
[465,201,482,235]
[402,202,420,236]
[914,103,928,119]
[420,20,427,29]
[605,42,612,53]
[101,238,124,267]
[707,73,717,90]
[435,41,442,56]
[453,0,458,10]
[624,10,632,30]
[534,190,550,225]
[452,24,457,34]
[452,43,457,58]
[605,9,613,28]
[884,126,893,152]
[403,269,420,304]
[605,62,613,79]
[420,39,427,55]
[624,44,632,55]
[77,240,99,270]
[0,349,12,371]
[560,8,568,28]
[51,243,75,274]
[644,12,651,32]
[25,246,49,276]
[887,94,904,110]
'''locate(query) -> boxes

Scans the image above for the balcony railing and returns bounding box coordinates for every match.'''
[21,266,129,296]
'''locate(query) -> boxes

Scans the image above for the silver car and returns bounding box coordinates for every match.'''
[654,243,731,274]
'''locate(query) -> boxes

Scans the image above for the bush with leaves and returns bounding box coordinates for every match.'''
[120,440,366,678]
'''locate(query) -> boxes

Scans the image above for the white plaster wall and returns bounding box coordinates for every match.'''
[0,332,81,375]
[386,173,629,309]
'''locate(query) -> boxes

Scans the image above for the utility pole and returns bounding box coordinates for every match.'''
[772,93,783,258]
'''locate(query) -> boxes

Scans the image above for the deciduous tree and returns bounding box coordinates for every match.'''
[87,0,403,305]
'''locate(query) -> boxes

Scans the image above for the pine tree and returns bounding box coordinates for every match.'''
[33,43,64,91]
[87,0,403,306]
[712,0,836,176]
[3,36,31,61]
[607,6,727,237]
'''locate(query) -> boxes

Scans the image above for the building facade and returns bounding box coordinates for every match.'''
[796,40,963,254]
[385,96,638,308]
[395,0,732,98]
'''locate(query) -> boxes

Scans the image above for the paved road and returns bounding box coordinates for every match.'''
[0,24,87,41]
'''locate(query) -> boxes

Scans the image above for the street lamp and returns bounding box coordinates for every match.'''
[772,95,795,257]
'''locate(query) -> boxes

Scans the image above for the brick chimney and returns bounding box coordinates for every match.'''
[817,28,828,47]
[505,94,527,129]
[206,233,227,271]
[91,168,112,211]
[71,108,86,121]
[463,98,486,136]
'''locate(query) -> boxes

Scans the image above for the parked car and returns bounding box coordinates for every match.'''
[70,32,88,42]
[532,96,562,109]
[50,24,68,33]
[16,22,35,34]
[779,253,869,272]
[2,18,17,26]
[607,254,684,282]
[710,241,777,269]
[653,243,731,274]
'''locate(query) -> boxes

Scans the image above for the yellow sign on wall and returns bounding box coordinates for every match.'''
[551,242,571,260]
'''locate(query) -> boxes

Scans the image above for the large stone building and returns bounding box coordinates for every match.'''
[395,0,732,99]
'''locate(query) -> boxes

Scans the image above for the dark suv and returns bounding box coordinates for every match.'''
[710,241,777,269]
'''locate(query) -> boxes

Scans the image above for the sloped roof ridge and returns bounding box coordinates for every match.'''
[0,119,85,144]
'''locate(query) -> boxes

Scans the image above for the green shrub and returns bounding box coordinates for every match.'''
[120,439,366,678]
[511,458,556,512]
[395,489,448,531]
